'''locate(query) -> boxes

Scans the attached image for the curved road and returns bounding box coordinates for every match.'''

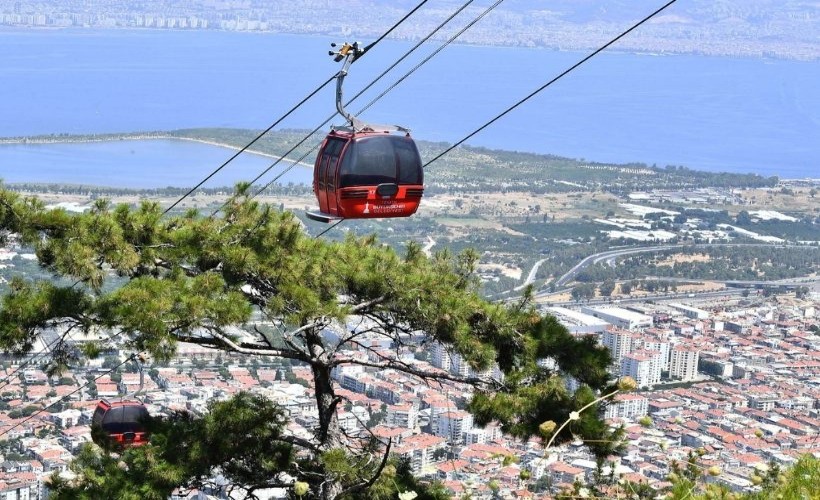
[514,258,547,291]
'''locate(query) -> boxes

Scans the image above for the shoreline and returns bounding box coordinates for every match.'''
[168,136,314,169]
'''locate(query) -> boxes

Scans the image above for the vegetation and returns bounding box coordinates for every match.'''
[552,453,820,500]
[0,184,623,499]
[663,454,820,500]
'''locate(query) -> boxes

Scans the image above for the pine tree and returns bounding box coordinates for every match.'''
[0,185,623,499]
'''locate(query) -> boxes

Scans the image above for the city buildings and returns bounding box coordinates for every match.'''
[0,289,817,498]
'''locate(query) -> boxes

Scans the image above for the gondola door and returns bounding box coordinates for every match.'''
[323,143,339,216]
[316,148,331,215]
[314,136,347,217]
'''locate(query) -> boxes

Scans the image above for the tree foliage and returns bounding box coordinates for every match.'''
[0,185,621,499]
[50,393,292,499]
[663,454,819,500]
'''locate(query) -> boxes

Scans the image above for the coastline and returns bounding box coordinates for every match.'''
[166,136,314,169]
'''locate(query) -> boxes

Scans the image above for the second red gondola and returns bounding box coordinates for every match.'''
[91,399,151,446]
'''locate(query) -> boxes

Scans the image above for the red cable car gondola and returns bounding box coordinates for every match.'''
[91,353,150,447]
[91,399,151,446]
[307,42,424,223]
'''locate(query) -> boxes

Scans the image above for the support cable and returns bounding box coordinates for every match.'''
[0,351,50,393]
[360,0,431,57]
[0,329,124,392]
[165,0,432,215]
[317,0,678,239]
[356,0,504,118]
[0,331,76,391]
[315,218,346,239]
[423,0,678,169]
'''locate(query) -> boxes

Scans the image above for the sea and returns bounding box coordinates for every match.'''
[1,28,819,188]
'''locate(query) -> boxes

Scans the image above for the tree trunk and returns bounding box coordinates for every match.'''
[312,360,341,448]
[307,329,344,500]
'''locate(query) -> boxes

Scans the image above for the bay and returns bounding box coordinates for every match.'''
[1,27,818,185]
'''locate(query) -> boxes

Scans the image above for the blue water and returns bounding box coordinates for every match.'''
[1,28,819,184]
[0,140,312,188]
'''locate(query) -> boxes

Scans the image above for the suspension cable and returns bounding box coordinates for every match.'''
[423,0,679,168]
[0,349,52,392]
[0,328,125,392]
[356,0,504,118]
[315,218,346,239]
[164,0,432,215]
[0,330,77,392]
[0,355,134,440]
[162,75,335,215]
[307,0,508,238]
[361,0,431,56]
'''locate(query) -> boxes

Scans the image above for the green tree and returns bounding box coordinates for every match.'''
[662,454,819,500]
[735,210,752,226]
[619,282,632,295]
[0,186,620,499]
[571,283,596,301]
[743,455,819,500]
[102,356,121,369]
[598,280,616,297]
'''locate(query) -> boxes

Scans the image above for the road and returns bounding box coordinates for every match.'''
[514,258,547,292]
[492,243,818,303]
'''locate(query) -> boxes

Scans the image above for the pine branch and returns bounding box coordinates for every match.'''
[333,356,505,391]
[343,295,387,313]
[276,434,320,454]
[338,438,393,498]
[202,326,311,362]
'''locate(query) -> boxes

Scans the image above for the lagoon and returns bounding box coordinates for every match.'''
[0,139,312,188]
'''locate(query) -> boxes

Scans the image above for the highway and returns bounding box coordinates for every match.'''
[535,287,747,307]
